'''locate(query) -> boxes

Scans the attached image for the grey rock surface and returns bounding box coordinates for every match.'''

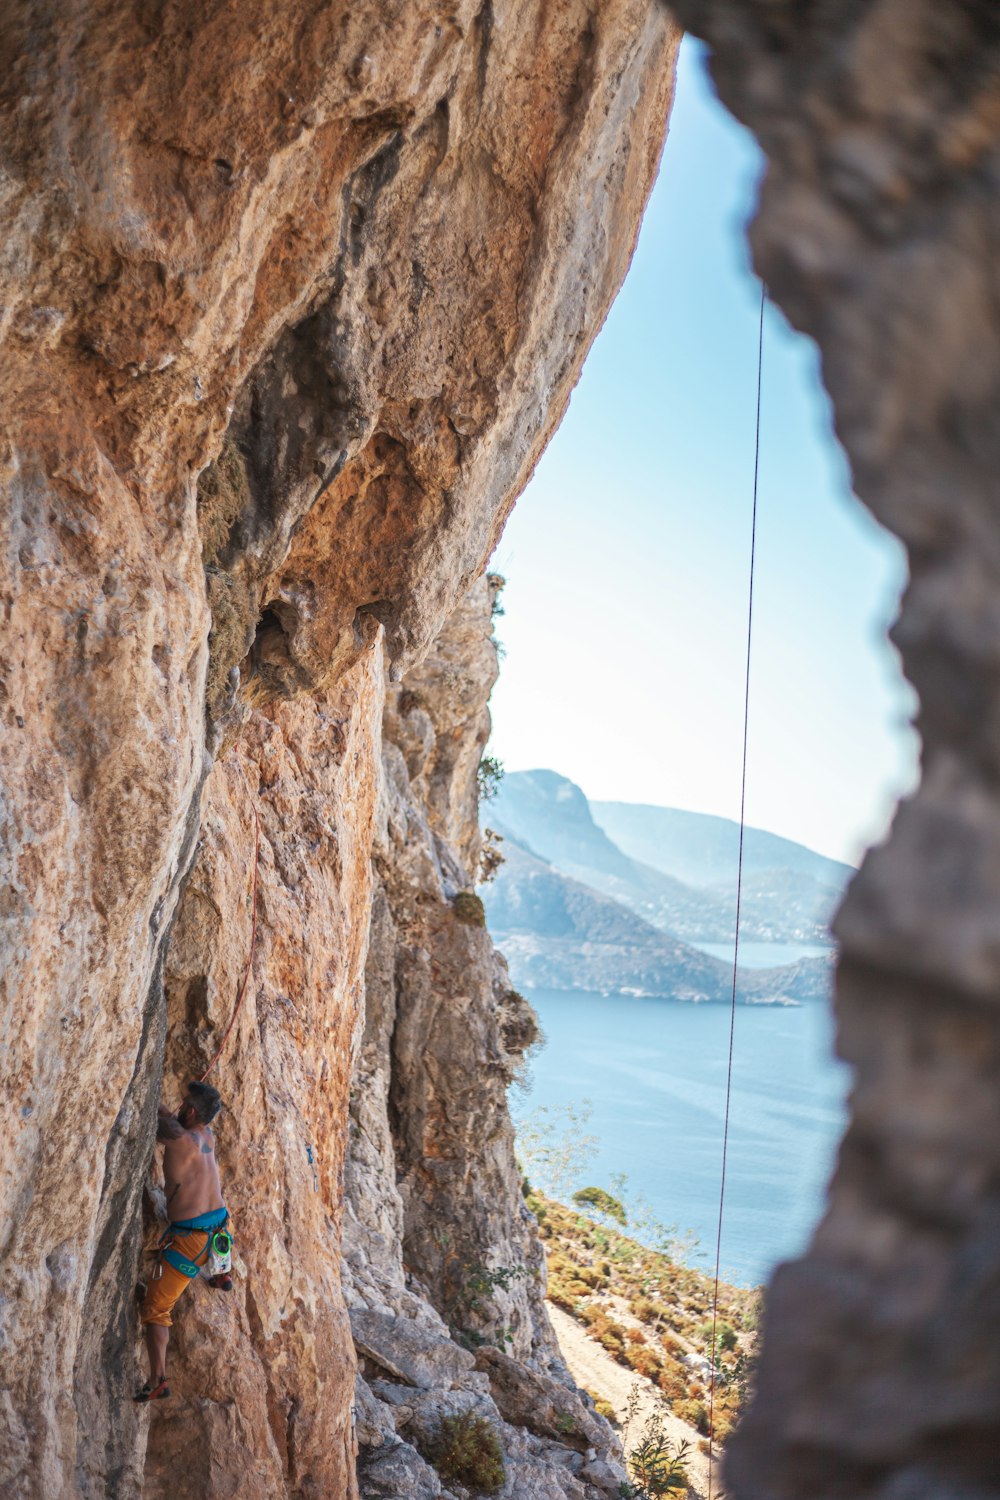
[345,581,627,1497]
[473,1345,614,1454]
[358,1439,444,1500]
[351,1310,476,1390]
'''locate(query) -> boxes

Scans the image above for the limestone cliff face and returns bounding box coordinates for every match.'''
[143,665,382,1500]
[357,579,547,1352]
[345,578,628,1498]
[0,4,678,1497]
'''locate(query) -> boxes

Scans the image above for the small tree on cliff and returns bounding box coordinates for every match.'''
[477,753,504,803]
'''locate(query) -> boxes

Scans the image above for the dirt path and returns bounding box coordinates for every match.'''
[547,1302,717,1500]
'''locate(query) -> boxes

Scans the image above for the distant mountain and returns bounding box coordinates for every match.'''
[591,799,852,890]
[483,835,831,1005]
[490,770,639,881]
[488,770,849,945]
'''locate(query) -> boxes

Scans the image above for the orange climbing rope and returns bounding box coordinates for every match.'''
[199,798,261,1082]
[706,280,766,1500]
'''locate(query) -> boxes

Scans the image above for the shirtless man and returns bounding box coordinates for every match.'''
[134,1081,230,1402]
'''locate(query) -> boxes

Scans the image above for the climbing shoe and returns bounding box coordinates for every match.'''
[133,1378,171,1402]
[207,1273,233,1292]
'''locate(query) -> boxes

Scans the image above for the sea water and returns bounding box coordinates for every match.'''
[514,986,849,1287]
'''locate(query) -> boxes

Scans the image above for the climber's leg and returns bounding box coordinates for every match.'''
[133,1234,207,1400]
[134,1266,181,1399]
[145,1323,169,1385]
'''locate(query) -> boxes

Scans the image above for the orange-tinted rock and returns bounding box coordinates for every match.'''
[0,2,678,1496]
[145,655,382,1500]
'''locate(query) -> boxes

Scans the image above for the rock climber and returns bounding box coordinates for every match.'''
[134,1081,232,1402]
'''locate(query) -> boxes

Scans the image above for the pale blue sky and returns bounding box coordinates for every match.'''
[488,38,919,867]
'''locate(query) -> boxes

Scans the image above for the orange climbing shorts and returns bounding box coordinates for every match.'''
[138,1212,230,1332]
[139,1226,212,1328]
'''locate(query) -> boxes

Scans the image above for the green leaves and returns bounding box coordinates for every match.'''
[573,1185,628,1226]
[622,1413,691,1498]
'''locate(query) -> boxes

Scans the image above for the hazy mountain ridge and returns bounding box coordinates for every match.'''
[591,799,853,889]
[488,770,850,946]
[485,831,833,1005]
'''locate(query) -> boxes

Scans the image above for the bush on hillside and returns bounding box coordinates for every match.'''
[572,1185,628,1226]
[674,1399,709,1435]
[625,1345,663,1382]
[582,1385,617,1424]
[656,1369,688,1404]
[623,1417,691,1498]
[630,1295,657,1324]
[699,1319,738,1354]
[423,1411,505,1495]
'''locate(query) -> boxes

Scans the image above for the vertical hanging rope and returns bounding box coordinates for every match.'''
[199,797,261,1083]
[707,279,766,1500]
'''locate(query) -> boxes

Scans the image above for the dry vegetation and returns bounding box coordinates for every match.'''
[529,1190,760,1450]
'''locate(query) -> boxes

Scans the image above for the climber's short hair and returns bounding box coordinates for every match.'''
[186,1081,222,1124]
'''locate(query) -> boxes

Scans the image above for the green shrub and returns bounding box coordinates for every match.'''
[698,1320,738,1354]
[624,1419,691,1498]
[674,1400,709,1435]
[455,1262,526,1315]
[572,1186,628,1226]
[477,754,504,803]
[424,1410,505,1495]
[454,891,487,927]
[625,1346,663,1382]
[718,1321,739,1352]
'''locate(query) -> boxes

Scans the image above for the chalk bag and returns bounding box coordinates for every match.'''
[205,1229,233,1277]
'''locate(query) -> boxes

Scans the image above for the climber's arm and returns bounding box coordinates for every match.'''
[156,1104,186,1142]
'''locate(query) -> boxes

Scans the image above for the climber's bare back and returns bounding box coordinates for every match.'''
[159,1107,224,1222]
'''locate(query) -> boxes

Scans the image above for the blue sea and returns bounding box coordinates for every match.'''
[514,983,849,1287]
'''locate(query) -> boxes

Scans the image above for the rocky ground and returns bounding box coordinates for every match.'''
[547,1304,713,1499]
[534,1192,759,1497]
